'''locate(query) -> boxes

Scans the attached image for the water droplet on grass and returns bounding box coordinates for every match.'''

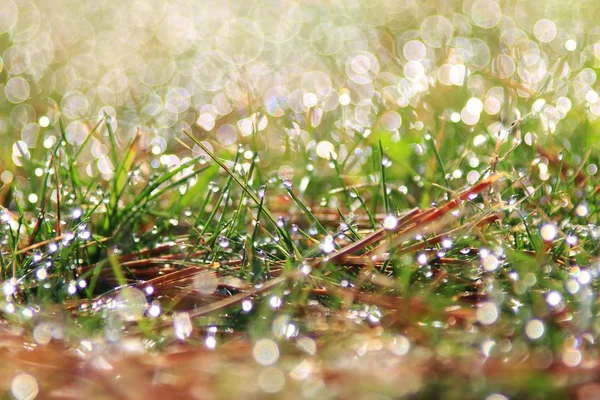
[563,348,582,367]
[477,302,499,325]
[253,338,280,366]
[525,319,544,340]
[242,299,253,312]
[566,235,577,246]
[540,223,557,241]
[174,312,193,340]
[217,236,230,248]
[10,373,38,400]
[277,217,285,228]
[67,282,77,295]
[482,254,499,272]
[3,281,16,296]
[546,291,562,307]
[270,295,282,309]
[301,263,312,275]
[389,335,410,356]
[320,236,335,254]
[33,323,52,345]
[257,185,266,198]
[205,335,216,349]
[148,301,161,317]
[36,269,47,281]
[115,287,147,321]
[382,214,398,230]
[575,204,589,217]
[193,270,219,295]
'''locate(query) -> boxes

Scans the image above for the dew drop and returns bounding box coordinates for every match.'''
[67,282,77,295]
[242,299,253,312]
[575,204,588,217]
[11,373,38,400]
[389,335,410,356]
[115,287,147,321]
[540,223,557,242]
[3,281,16,296]
[482,254,499,272]
[525,319,544,340]
[477,302,499,325]
[148,301,161,317]
[320,235,335,254]
[546,291,561,307]
[257,185,267,198]
[217,236,230,248]
[205,335,217,349]
[193,270,219,295]
[269,295,282,309]
[253,338,280,366]
[173,312,193,340]
[301,263,312,275]
[382,214,398,230]
[563,348,582,367]
[36,268,47,281]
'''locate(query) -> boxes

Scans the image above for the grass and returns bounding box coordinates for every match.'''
[1,1,600,399]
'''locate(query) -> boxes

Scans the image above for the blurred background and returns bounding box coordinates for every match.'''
[0,0,600,219]
[0,0,599,203]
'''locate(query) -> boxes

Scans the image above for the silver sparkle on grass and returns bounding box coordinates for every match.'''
[482,254,499,272]
[540,224,558,242]
[148,301,161,317]
[193,270,219,295]
[320,235,335,254]
[525,319,545,340]
[217,236,230,248]
[477,302,499,325]
[11,373,38,400]
[253,338,280,366]
[174,312,193,340]
[115,287,147,321]
[382,215,398,230]
[205,335,217,349]
[242,299,253,312]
